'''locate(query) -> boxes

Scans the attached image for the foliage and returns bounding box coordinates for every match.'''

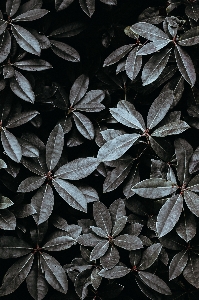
[1,0,199,299]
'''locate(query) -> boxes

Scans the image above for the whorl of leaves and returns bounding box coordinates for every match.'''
[1,0,199,299]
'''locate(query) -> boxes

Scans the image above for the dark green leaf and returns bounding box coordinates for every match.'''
[125,47,142,80]
[100,245,120,269]
[12,24,41,55]
[13,9,49,22]
[18,176,45,192]
[74,269,91,300]
[40,252,68,293]
[53,178,87,212]
[152,120,190,137]
[176,210,196,242]
[112,216,127,237]
[10,70,35,103]
[93,201,112,235]
[97,133,140,162]
[79,0,95,17]
[26,259,48,300]
[6,0,21,17]
[137,40,170,55]
[55,0,74,11]
[178,26,199,46]
[109,198,126,225]
[183,255,199,288]
[0,236,32,258]
[0,196,13,209]
[103,45,133,67]
[73,111,94,139]
[46,124,64,171]
[75,90,105,112]
[138,243,162,270]
[99,266,130,279]
[6,111,39,128]
[132,178,177,199]
[174,45,196,86]
[91,268,101,290]
[184,190,199,217]
[49,22,86,38]
[185,3,199,21]
[50,40,80,62]
[77,233,103,247]
[138,271,171,295]
[114,234,143,250]
[0,209,16,230]
[43,231,76,251]
[14,59,52,71]
[90,240,109,260]
[0,253,34,296]
[0,30,11,64]
[1,128,22,162]
[142,48,172,86]
[147,90,174,129]
[130,22,171,42]
[31,185,54,225]
[156,194,183,238]
[169,250,188,280]
[189,146,199,174]
[69,74,89,106]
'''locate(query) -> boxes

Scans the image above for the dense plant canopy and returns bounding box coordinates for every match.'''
[1,0,199,299]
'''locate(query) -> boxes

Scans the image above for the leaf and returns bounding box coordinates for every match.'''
[53,178,87,212]
[10,70,35,103]
[142,48,172,86]
[169,250,188,280]
[50,40,80,62]
[185,3,199,21]
[49,22,86,38]
[189,146,199,174]
[46,124,64,171]
[55,0,74,11]
[26,259,48,300]
[137,40,170,55]
[130,22,171,42]
[12,24,41,55]
[73,112,94,140]
[78,186,99,203]
[174,138,193,185]
[99,266,130,279]
[151,121,190,137]
[0,196,13,209]
[176,211,196,242]
[74,269,91,299]
[93,201,112,235]
[125,47,142,81]
[31,185,54,225]
[138,243,162,270]
[18,176,45,192]
[0,30,11,64]
[103,160,132,193]
[103,45,133,67]
[17,0,42,13]
[14,59,52,71]
[77,233,104,247]
[6,0,21,17]
[40,252,68,293]
[132,178,177,199]
[100,246,120,269]
[13,9,49,21]
[79,0,95,17]
[138,271,171,295]
[100,0,117,4]
[135,278,162,300]
[97,133,140,162]
[0,236,32,259]
[147,90,174,129]
[174,44,196,87]
[1,128,22,162]
[69,74,89,106]
[42,231,76,251]
[109,198,126,225]
[55,157,99,180]
[90,240,109,260]
[91,268,101,290]
[178,26,199,46]
[110,100,146,131]
[184,190,199,217]
[123,164,140,198]
[183,255,199,288]
[0,20,7,36]
[75,90,105,112]
[114,234,143,250]
[156,194,183,238]
[14,204,36,218]
[112,216,127,237]
[0,253,34,296]
[0,209,16,230]
[6,111,39,128]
